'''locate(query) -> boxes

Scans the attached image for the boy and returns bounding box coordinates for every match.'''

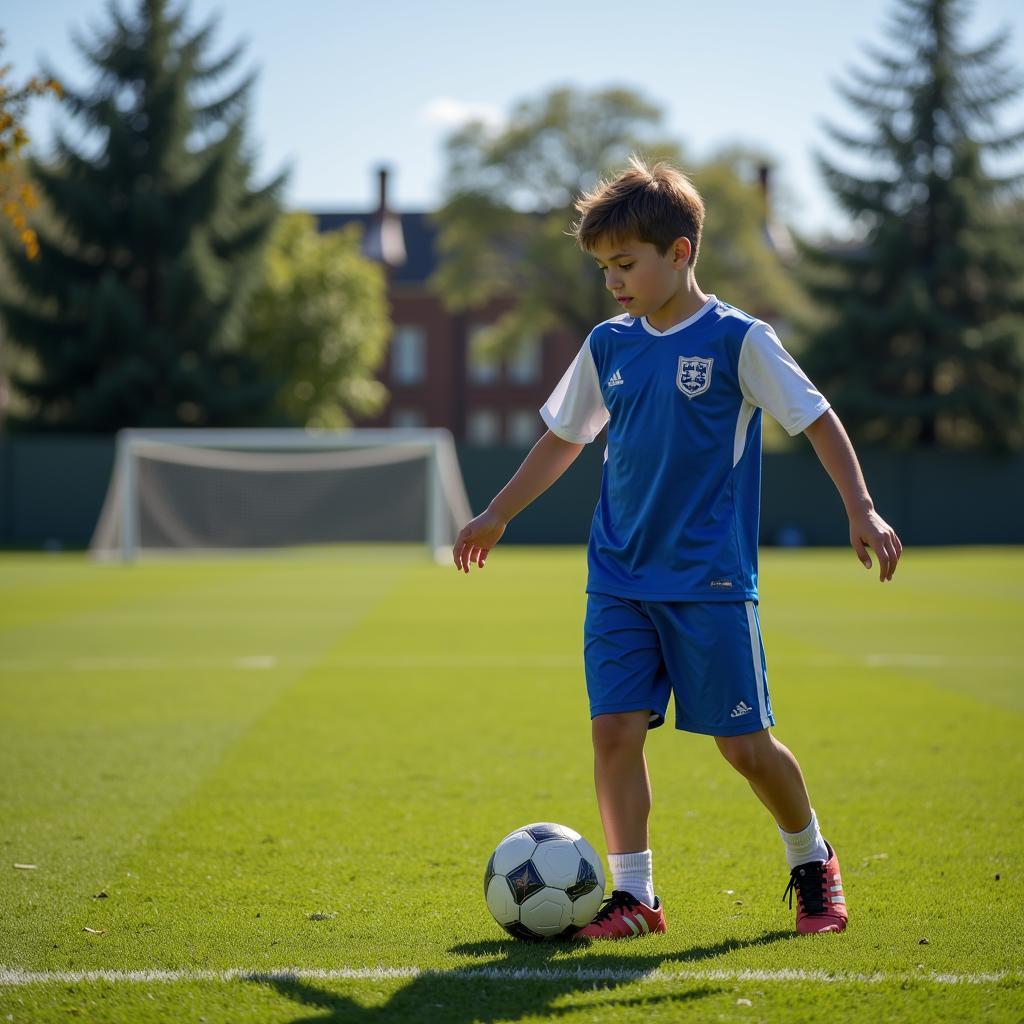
[453,158,901,939]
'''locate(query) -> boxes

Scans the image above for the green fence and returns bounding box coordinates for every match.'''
[0,435,1021,548]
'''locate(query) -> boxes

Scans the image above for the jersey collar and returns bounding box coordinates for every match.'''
[640,295,718,337]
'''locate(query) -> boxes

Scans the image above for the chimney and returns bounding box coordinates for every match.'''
[756,162,796,263]
[363,164,407,269]
[756,163,770,225]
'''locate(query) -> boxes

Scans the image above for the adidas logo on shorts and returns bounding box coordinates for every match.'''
[730,700,754,718]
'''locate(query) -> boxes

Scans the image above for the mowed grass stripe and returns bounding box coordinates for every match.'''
[0,551,421,966]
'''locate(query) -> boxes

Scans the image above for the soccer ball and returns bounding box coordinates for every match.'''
[483,822,605,940]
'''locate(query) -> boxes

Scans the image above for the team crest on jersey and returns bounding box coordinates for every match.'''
[677,356,713,398]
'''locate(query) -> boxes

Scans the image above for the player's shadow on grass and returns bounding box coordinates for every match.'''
[252,928,793,1024]
[452,926,795,966]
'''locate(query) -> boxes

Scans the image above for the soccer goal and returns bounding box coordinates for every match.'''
[90,428,473,562]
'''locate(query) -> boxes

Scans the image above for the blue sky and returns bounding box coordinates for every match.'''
[6,0,1024,237]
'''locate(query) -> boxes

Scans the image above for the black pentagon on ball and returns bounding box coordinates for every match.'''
[506,859,545,905]
[526,824,567,843]
[502,920,544,942]
[483,851,496,896]
[566,857,599,901]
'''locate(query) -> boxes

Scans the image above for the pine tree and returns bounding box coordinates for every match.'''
[801,0,1024,450]
[0,0,284,430]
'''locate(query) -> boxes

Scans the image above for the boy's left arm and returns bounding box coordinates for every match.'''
[803,409,903,582]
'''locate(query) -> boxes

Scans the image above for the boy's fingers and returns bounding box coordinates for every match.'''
[877,544,890,581]
[477,547,489,568]
[853,535,871,569]
[873,533,900,581]
[885,534,902,579]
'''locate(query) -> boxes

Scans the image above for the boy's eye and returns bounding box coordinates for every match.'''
[619,264,634,271]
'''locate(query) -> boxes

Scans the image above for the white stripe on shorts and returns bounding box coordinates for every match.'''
[744,601,770,729]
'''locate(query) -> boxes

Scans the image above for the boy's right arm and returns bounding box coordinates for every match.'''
[453,429,585,573]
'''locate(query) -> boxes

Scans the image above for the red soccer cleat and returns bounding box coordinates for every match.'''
[573,890,667,940]
[783,842,848,934]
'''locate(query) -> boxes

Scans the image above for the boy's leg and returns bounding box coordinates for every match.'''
[714,730,814,835]
[577,595,669,938]
[592,710,652,853]
[716,730,846,933]
[648,600,846,934]
[575,710,666,938]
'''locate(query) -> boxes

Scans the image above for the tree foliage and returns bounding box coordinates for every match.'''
[433,86,803,356]
[242,214,390,427]
[0,31,63,260]
[800,0,1024,450]
[0,0,284,431]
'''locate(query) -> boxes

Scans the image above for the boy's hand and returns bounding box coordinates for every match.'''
[849,508,902,582]
[453,509,507,573]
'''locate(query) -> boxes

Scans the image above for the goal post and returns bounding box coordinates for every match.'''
[90,428,473,563]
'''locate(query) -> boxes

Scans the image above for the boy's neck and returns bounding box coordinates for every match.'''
[645,277,710,333]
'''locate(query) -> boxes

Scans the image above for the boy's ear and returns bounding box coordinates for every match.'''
[672,237,692,267]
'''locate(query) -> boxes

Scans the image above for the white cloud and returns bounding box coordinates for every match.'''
[420,97,505,131]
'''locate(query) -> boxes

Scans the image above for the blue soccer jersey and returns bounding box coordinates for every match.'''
[541,296,829,602]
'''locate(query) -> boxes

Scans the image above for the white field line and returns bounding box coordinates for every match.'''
[0,653,1021,674]
[0,966,1018,988]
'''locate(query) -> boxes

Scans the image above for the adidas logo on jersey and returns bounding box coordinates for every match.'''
[730,700,754,718]
[607,369,624,387]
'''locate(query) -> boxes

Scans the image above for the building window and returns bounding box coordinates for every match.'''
[466,409,501,446]
[507,336,541,385]
[391,325,426,385]
[391,408,426,429]
[467,324,500,385]
[507,410,540,447]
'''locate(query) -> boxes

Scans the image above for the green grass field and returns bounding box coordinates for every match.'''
[1,546,1022,1023]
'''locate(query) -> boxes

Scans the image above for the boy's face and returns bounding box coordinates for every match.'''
[591,236,690,318]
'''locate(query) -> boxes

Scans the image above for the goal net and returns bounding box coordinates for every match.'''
[90,428,472,562]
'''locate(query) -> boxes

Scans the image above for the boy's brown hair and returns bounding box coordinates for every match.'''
[572,156,705,266]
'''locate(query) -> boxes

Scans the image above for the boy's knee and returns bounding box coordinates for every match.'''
[716,732,770,779]
[591,712,648,759]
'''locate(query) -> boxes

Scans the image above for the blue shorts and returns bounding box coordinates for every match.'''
[583,593,774,736]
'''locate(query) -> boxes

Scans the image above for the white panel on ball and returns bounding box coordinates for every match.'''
[531,838,585,889]
[520,888,572,936]
[569,880,604,926]
[485,875,518,925]
[491,831,537,874]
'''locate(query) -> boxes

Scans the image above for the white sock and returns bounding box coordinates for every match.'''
[608,849,655,907]
[779,809,830,869]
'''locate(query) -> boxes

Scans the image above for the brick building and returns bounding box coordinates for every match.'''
[314,167,580,445]
[314,165,795,444]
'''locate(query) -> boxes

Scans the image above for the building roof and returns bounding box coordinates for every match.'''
[313,211,438,285]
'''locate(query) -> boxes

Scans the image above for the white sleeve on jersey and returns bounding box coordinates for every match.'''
[738,322,830,436]
[540,334,610,443]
